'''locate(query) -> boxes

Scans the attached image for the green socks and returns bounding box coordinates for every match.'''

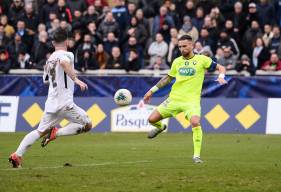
[150,121,165,130]
[192,126,203,157]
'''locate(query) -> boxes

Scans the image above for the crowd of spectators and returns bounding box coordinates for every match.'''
[1,0,281,75]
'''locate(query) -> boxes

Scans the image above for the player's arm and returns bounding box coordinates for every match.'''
[59,60,88,91]
[215,63,227,85]
[143,75,174,103]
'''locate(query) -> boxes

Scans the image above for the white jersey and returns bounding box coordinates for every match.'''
[44,50,75,113]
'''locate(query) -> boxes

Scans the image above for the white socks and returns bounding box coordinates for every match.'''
[16,130,41,157]
[56,123,83,137]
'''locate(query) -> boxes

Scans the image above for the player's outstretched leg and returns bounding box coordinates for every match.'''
[41,122,92,147]
[190,116,203,163]
[9,130,43,168]
[147,110,166,139]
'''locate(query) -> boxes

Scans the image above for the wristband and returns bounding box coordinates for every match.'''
[218,73,225,79]
[150,86,159,93]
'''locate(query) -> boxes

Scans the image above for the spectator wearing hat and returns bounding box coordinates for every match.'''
[0,48,11,74]
[179,16,199,42]
[236,54,256,76]
[261,53,281,71]
[245,2,260,28]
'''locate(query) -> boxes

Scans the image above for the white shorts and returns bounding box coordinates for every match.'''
[37,103,91,133]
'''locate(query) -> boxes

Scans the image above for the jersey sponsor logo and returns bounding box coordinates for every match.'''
[179,67,196,76]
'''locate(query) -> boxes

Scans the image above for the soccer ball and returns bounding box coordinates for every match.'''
[114,89,132,106]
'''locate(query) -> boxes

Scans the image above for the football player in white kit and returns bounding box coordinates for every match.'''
[9,28,92,168]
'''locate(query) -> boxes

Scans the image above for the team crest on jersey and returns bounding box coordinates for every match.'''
[184,61,189,66]
[179,67,196,76]
[193,61,197,65]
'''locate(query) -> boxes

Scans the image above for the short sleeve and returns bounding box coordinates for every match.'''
[59,53,72,64]
[168,59,177,77]
[202,55,213,69]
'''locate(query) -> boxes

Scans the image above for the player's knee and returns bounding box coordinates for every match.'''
[190,117,201,127]
[148,116,157,124]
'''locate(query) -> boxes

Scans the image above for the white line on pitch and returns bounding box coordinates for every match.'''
[0,160,152,171]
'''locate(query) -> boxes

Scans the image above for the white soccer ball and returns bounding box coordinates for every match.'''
[114,89,132,106]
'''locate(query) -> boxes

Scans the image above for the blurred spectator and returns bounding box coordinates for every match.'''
[0,49,11,74]
[47,18,60,37]
[236,54,256,76]
[152,6,175,36]
[16,20,34,52]
[158,19,172,44]
[242,20,263,56]
[137,0,162,18]
[217,30,240,58]
[148,33,168,66]
[22,3,39,34]
[60,20,72,33]
[123,36,144,68]
[179,16,198,42]
[97,12,119,42]
[103,32,118,54]
[0,24,10,47]
[57,0,73,23]
[202,15,218,43]
[191,7,204,32]
[179,0,195,24]
[262,24,273,47]
[31,31,52,68]
[95,43,109,69]
[167,36,180,66]
[16,49,32,69]
[0,15,15,38]
[209,6,225,29]
[258,0,275,26]
[83,5,99,25]
[40,0,58,23]
[71,10,84,31]
[268,26,281,54]
[8,0,25,27]
[127,2,137,22]
[146,55,169,70]
[87,22,100,46]
[193,41,213,57]
[77,33,95,60]
[124,49,141,72]
[198,27,215,53]
[123,16,148,49]
[112,0,128,33]
[86,0,108,7]
[163,0,179,29]
[76,48,99,72]
[135,9,150,36]
[215,47,224,61]
[252,37,270,70]
[232,1,247,38]
[224,20,239,42]
[245,2,260,28]
[67,37,76,52]
[106,46,123,69]
[261,53,281,71]
[218,46,237,70]
[66,0,87,14]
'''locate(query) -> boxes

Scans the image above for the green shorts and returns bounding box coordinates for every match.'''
[157,98,201,120]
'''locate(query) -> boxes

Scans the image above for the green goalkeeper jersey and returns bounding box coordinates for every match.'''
[168,54,214,104]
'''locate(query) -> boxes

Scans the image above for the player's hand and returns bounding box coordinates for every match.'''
[143,90,153,104]
[75,78,88,91]
[215,77,227,85]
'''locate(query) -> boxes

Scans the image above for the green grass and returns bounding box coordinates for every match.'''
[0,133,281,192]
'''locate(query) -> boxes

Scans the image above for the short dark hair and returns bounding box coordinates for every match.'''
[53,27,68,43]
[178,35,193,42]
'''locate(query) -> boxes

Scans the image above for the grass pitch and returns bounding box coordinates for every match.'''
[0,133,281,192]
